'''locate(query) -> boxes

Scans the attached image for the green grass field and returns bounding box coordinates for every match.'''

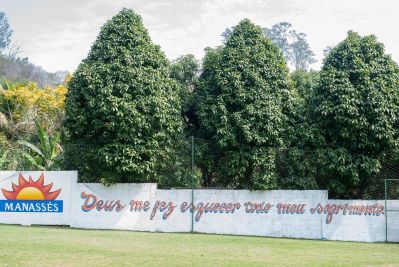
[0,225,398,266]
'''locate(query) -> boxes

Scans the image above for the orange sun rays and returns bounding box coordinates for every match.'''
[1,173,61,200]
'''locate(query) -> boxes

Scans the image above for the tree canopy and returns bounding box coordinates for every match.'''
[195,19,293,189]
[312,31,399,198]
[64,8,182,184]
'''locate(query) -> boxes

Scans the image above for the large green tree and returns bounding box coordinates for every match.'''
[312,31,399,198]
[64,9,182,184]
[195,19,293,189]
[291,70,319,103]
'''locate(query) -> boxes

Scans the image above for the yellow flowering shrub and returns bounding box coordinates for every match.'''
[0,82,68,134]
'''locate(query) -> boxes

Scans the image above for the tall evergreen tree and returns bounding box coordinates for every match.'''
[313,31,399,198]
[195,19,293,189]
[64,9,182,183]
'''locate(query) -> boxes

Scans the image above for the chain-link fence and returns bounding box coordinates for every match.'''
[154,138,399,199]
[4,136,399,200]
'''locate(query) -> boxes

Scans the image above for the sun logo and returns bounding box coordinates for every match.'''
[2,173,61,201]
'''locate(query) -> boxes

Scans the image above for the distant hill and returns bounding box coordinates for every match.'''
[0,54,68,87]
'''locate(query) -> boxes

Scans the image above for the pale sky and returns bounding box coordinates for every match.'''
[1,0,398,72]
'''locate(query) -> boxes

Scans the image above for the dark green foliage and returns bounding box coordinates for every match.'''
[287,69,321,150]
[291,70,319,101]
[195,19,293,189]
[64,9,182,184]
[276,70,321,190]
[170,54,200,134]
[170,54,199,87]
[312,32,399,198]
[275,149,319,190]
[157,55,201,188]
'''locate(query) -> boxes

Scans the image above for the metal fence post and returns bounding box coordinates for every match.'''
[191,135,194,233]
[385,179,388,242]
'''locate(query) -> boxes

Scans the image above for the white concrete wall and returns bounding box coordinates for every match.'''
[1,173,397,243]
[70,183,158,231]
[190,190,326,240]
[69,185,395,242]
[320,200,386,242]
[387,200,399,242]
